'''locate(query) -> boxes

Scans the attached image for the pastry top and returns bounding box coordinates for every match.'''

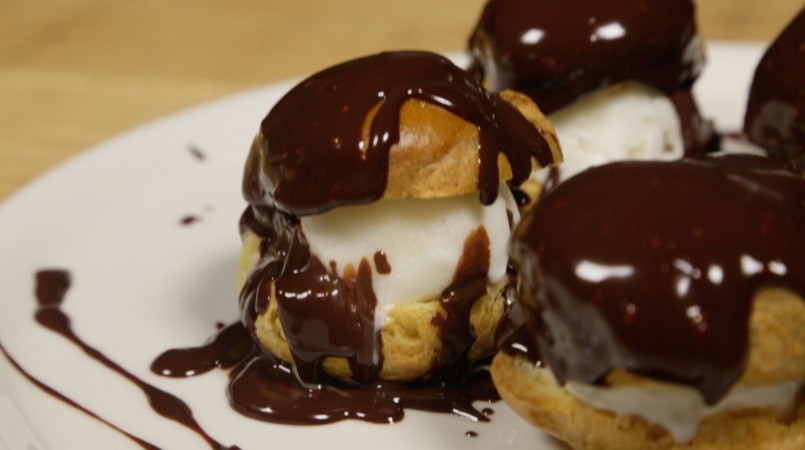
[467,0,703,115]
[744,6,805,171]
[508,154,805,404]
[242,51,561,216]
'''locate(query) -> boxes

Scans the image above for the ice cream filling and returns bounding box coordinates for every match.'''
[301,185,519,328]
[534,82,684,182]
[566,376,804,443]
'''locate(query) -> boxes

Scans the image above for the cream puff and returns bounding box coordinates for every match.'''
[496,154,805,449]
[468,0,716,192]
[237,51,561,384]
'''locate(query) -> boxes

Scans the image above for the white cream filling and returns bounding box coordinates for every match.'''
[566,377,804,443]
[301,185,519,329]
[533,82,685,182]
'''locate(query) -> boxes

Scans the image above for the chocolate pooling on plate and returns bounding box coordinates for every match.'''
[468,0,715,153]
[744,6,805,170]
[243,50,556,214]
[508,155,805,404]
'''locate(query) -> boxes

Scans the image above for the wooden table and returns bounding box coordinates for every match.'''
[1,0,802,201]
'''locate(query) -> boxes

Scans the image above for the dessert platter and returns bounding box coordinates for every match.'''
[0,1,802,449]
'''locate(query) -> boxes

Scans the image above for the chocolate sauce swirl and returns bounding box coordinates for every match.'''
[509,155,805,404]
[468,0,715,153]
[244,51,555,215]
[744,6,805,170]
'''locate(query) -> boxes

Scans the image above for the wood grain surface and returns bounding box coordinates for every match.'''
[1,0,802,201]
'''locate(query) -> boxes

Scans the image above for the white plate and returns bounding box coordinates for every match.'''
[0,42,765,450]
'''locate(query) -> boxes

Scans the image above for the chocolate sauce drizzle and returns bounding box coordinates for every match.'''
[28,270,238,450]
[509,155,805,404]
[244,51,555,215]
[744,6,805,170]
[468,0,715,153]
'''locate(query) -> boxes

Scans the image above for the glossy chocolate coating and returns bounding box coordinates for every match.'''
[509,155,805,403]
[468,0,703,114]
[745,7,805,170]
[468,0,716,153]
[244,51,555,215]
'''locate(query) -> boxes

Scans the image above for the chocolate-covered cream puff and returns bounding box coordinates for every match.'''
[237,51,561,384]
[496,154,805,449]
[468,0,716,188]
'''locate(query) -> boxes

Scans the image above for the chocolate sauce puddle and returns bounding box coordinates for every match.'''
[28,269,238,450]
[152,320,500,425]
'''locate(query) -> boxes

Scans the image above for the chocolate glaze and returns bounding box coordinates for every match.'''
[744,7,805,170]
[468,0,715,153]
[509,155,805,404]
[244,51,556,215]
[30,270,238,450]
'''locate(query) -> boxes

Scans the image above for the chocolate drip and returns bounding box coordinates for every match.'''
[32,270,237,450]
[670,88,719,155]
[744,7,805,170]
[509,155,805,404]
[275,256,380,383]
[468,0,714,153]
[245,51,555,215]
[239,192,509,384]
[239,205,381,384]
[373,250,392,274]
[432,227,491,376]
